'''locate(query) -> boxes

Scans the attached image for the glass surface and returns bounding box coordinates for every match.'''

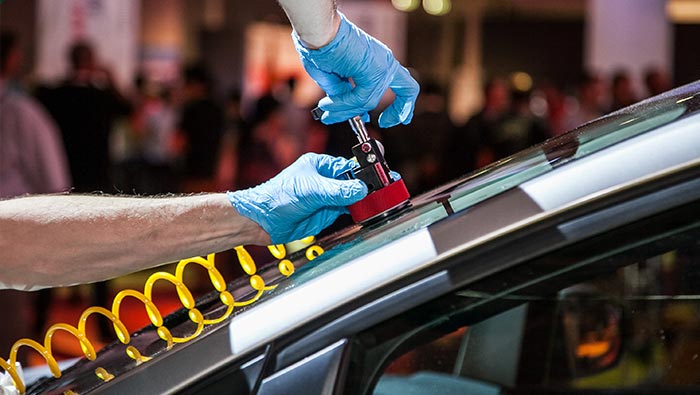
[280,83,697,294]
[352,207,700,394]
[30,83,700,394]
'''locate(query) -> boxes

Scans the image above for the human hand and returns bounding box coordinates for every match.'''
[227,153,368,244]
[293,12,419,128]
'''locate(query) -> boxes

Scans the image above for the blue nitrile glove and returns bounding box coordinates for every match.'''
[227,153,368,244]
[293,12,419,128]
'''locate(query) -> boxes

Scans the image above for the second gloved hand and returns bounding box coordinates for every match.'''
[227,153,368,244]
[293,12,419,128]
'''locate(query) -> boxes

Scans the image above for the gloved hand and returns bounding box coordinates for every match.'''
[293,12,419,128]
[228,153,368,244]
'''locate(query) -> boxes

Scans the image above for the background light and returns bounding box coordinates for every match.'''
[392,0,420,12]
[423,0,451,16]
[667,0,700,23]
[511,71,533,92]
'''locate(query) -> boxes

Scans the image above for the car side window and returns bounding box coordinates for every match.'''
[344,206,700,395]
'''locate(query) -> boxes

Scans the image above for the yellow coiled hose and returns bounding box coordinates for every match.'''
[0,238,324,394]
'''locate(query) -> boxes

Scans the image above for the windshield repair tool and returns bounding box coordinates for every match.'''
[312,108,411,224]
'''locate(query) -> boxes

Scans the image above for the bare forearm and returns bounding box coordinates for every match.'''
[277,0,340,48]
[0,194,269,289]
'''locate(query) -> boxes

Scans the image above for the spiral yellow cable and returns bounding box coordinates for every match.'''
[0,239,324,394]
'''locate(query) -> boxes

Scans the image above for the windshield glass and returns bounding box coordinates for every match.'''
[281,83,697,292]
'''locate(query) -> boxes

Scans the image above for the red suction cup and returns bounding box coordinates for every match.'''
[348,179,411,224]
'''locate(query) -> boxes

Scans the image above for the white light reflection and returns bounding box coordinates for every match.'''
[676,95,696,104]
[423,0,451,16]
[392,0,420,12]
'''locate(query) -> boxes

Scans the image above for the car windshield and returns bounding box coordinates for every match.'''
[28,82,700,395]
[278,82,696,292]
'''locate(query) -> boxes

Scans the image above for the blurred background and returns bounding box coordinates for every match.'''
[1,0,699,366]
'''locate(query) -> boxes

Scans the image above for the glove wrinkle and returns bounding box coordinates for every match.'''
[228,153,367,244]
[292,12,418,126]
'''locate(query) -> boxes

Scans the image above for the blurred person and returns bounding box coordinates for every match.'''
[178,63,225,192]
[540,83,568,136]
[450,77,511,174]
[270,78,329,157]
[112,73,154,193]
[565,71,607,131]
[238,94,301,189]
[610,70,638,112]
[0,31,71,364]
[461,78,550,170]
[644,66,671,98]
[216,88,247,190]
[303,106,330,154]
[0,32,71,198]
[277,77,318,149]
[384,81,455,194]
[110,74,147,193]
[497,86,550,156]
[38,41,130,193]
[132,79,180,194]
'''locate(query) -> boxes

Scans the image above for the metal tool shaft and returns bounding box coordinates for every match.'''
[348,116,370,143]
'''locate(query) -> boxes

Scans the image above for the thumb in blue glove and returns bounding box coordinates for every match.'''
[293,12,420,128]
[227,153,368,244]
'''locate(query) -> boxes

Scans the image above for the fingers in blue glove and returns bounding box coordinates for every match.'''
[293,12,420,127]
[286,206,348,242]
[312,152,360,179]
[302,65,353,98]
[316,61,400,125]
[378,66,420,128]
[309,177,367,207]
[228,153,369,245]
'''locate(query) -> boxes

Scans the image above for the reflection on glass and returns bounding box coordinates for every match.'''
[366,220,700,393]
